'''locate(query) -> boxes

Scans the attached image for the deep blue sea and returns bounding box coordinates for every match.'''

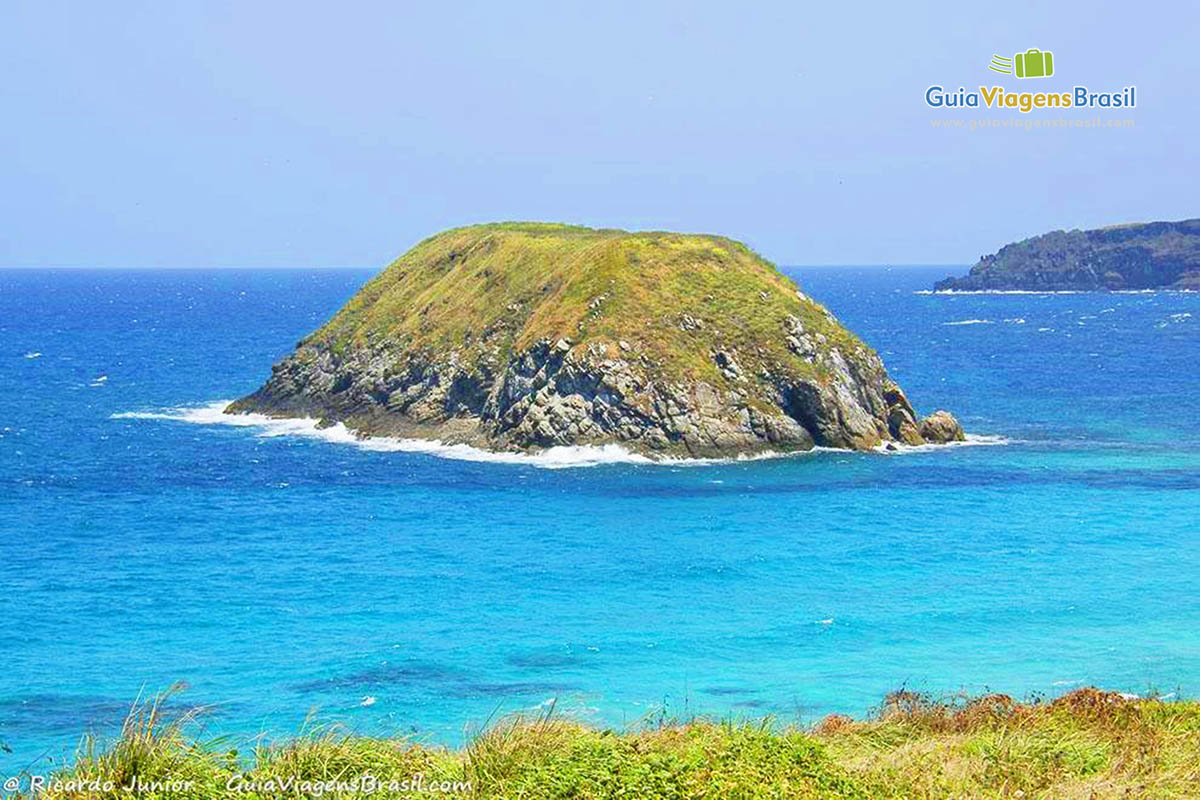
[1,266,1198,772]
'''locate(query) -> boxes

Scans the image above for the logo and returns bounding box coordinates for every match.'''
[989,49,1054,79]
[925,47,1135,114]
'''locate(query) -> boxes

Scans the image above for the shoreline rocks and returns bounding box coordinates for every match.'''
[228,223,966,458]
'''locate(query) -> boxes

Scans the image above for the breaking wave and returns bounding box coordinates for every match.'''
[112,401,659,469]
[113,401,1009,469]
[920,289,1196,295]
[874,433,1011,454]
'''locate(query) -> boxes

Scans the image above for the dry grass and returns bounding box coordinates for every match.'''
[819,688,1200,798]
[306,222,868,388]
[13,687,1200,798]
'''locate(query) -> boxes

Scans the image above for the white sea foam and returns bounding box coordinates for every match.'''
[113,401,1009,468]
[113,401,801,469]
[924,289,1084,295]
[23,351,42,359]
[942,319,993,326]
[874,433,1011,455]
[924,288,1195,295]
[113,401,659,469]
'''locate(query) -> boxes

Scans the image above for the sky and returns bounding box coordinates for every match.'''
[1,0,1196,267]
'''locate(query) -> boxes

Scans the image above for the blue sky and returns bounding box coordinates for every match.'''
[1,1,1195,267]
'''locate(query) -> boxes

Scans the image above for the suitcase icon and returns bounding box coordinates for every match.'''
[1014,49,1054,78]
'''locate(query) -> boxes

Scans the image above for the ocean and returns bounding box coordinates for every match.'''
[1,266,1197,772]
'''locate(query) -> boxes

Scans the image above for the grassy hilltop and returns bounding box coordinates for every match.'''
[16,688,1200,799]
[229,223,964,455]
[309,222,861,387]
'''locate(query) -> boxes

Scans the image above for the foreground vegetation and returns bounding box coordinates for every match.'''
[12,687,1200,798]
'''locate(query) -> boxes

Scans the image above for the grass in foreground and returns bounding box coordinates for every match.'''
[11,687,1200,798]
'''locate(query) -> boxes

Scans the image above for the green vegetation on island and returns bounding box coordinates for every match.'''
[229,223,963,456]
[16,687,1200,799]
[935,218,1200,291]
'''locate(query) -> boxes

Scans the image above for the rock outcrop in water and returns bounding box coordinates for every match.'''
[935,219,1200,291]
[228,223,964,457]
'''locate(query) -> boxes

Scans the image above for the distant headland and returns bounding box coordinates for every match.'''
[228,223,963,457]
[935,218,1200,291]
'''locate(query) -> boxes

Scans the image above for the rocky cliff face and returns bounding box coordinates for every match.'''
[228,223,964,457]
[935,219,1200,291]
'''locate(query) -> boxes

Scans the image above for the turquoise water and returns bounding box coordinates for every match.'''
[1,266,1198,772]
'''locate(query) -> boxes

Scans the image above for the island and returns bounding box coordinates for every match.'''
[228,223,963,457]
[934,218,1200,291]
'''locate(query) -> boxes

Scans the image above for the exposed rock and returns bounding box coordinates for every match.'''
[712,350,744,382]
[920,410,966,443]
[935,218,1200,291]
[227,223,964,458]
[882,384,924,446]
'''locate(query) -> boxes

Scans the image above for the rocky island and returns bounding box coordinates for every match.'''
[228,223,963,457]
[935,218,1200,291]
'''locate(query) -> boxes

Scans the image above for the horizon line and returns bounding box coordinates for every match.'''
[0,262,969,270]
